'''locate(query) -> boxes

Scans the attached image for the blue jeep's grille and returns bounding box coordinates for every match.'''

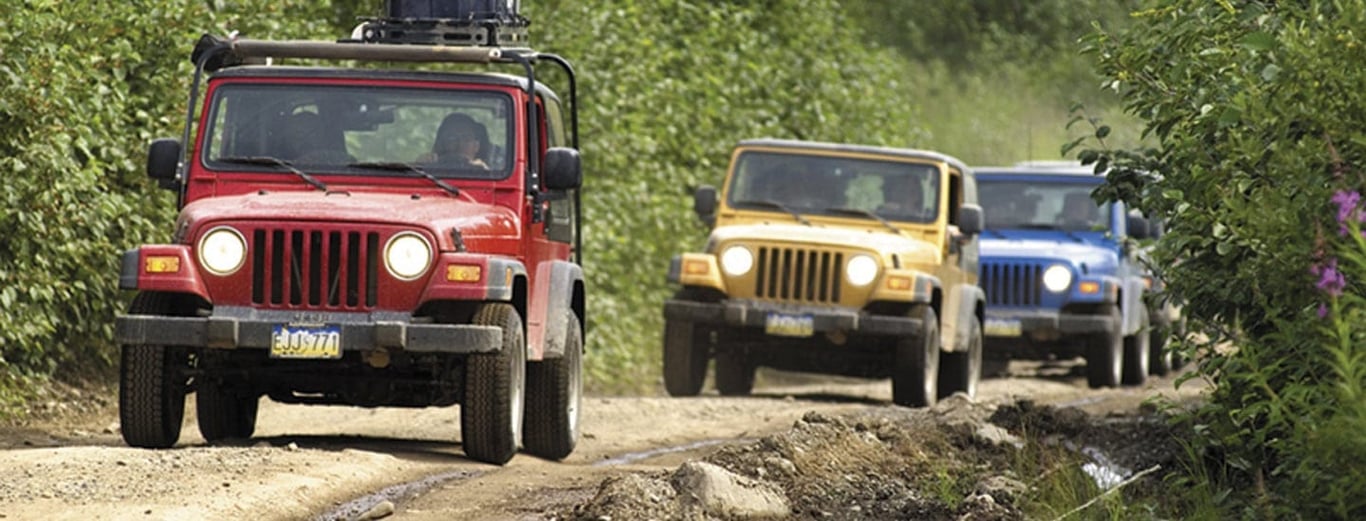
[981,262,1043,307]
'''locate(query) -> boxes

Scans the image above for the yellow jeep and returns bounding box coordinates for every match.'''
[663,139,986,407]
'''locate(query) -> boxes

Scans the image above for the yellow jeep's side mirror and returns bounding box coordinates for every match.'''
[958,204,984,236]
[694,185,718,227]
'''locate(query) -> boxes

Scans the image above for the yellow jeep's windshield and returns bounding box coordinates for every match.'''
[202,84,514,180]
[725,150,940,223]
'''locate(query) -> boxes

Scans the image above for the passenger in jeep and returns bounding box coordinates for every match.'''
[768,162,840,209]
[1058,192,1100,231]
[422,113,490,169]
[878,174,925,220]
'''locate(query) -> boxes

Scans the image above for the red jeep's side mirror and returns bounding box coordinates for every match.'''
[543,147,581,190]
[146,138,181,189]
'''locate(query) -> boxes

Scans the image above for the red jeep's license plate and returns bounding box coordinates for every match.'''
[270,324,343,359]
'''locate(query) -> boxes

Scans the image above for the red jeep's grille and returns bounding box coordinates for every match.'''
[754,247,843,303]
[250,228,381,309]
[981,262,1042,307]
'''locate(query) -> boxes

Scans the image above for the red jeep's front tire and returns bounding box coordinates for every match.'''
[463,303,526,465]
[119,292,190,449]
[523,312,583,461]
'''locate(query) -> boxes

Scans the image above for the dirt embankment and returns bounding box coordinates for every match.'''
[0,364,1205,520]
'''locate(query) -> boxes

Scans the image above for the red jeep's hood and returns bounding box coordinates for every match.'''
[177,191,519,242]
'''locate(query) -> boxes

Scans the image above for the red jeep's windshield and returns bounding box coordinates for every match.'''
[202,84,514,180]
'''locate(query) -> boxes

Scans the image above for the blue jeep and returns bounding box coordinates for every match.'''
[975,163,1163,388]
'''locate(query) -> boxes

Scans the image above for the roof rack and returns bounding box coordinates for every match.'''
[352,0,530,48]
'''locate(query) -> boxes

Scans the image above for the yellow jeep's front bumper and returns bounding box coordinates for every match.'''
[663,298,923,337]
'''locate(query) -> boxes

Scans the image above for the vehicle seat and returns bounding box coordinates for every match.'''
[278,112,353,163]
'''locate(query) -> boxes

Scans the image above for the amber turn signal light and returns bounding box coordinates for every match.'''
[144,256,181,273]
[446,264,481,282]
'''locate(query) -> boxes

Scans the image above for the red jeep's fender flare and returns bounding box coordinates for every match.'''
[418,253,527,303]
[526,260,583,361]
[118,246,211,301]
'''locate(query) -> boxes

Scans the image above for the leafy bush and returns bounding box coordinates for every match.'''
[1080,1,1366,516]
[0,1,350,412]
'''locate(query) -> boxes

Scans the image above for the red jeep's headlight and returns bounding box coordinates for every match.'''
[197,226,247,276]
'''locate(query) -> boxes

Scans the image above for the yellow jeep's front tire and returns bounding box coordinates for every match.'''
[119,292,190,449]
[663,317,708,397]
[893,304,940,408]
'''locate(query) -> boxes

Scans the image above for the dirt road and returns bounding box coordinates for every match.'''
[0,362,1204,520]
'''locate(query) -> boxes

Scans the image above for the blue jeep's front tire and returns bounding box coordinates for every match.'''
[1085,305,1123,389]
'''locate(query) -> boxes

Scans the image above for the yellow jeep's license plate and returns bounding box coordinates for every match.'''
[983,318,1023,337]
[270,324,343,359]
[765,313,814,338]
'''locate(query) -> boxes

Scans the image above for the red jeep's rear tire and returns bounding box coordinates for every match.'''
[119,292,190,449]
[463,303,525,465]
[196,376,260,443]
[663,318,708,397]
[893,305,939,407]
[523,312,583,461]
[939,314,982,399]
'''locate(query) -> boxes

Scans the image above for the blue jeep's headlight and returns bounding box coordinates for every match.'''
[1042,264,1073,292]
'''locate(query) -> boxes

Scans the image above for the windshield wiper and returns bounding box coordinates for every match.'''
[348,162,459,196]
[734,199,811,226]
[218,156,328,192]
[824,207,903,235]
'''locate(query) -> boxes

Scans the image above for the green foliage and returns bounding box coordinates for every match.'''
[1078,1,1366,516]
[0,1,353,411]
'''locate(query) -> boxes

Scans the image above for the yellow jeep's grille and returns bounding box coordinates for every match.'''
[752,247,844,303]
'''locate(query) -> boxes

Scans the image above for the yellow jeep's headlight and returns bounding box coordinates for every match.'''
[846,254,879,286]
[1042,264,1073,293]
[720,245,754,276]
[384,232,433,281]
[198,226,246,276]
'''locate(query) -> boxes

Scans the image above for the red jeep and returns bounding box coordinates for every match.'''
[114,3,584,465]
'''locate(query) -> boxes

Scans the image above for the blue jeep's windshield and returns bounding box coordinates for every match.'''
[726,151,939,223]
[979,180,1111,232]
[202,84,514,180]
